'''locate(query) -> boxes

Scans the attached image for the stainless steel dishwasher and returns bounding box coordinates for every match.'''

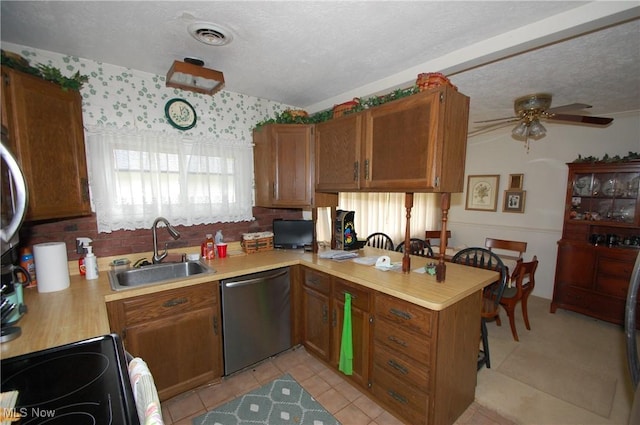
[220,267,292,375]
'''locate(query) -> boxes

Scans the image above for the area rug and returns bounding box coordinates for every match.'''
[497,345,617,418]
[192,374,341,425]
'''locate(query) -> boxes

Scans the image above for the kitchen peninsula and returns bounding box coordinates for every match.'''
[2,246,498,425]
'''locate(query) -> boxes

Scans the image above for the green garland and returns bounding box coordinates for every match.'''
[573,152,640,163]
[1,50,88,91]
[254,86,419,130]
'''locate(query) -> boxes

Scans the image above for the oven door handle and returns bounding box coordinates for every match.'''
[0,141,28,244]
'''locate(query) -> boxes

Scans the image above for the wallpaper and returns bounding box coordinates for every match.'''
[2,42,291,142]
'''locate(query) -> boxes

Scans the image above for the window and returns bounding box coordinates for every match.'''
[316,192,439,244]
[86,127,254,233]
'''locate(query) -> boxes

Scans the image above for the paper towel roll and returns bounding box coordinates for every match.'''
[34,242,70,293]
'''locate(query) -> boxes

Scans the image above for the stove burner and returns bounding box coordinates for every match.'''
[0,334,139,424]
[2,352,109,407]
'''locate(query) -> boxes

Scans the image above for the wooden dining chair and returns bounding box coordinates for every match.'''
[499,256,539,341]
[395,238,434,258]
[451,247,509,370]
[484,238,527,260]
[366,232,395,251]
[425,230,451,255]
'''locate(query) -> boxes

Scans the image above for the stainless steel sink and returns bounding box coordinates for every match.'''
[108,261,216,291]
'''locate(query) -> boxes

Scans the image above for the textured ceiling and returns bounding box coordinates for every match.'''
[1,1,639,131]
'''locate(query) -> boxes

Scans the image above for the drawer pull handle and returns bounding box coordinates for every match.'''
[387,390,408,404]
[163,297,188,308]
[387,359,408,375]
[390,308,412,320]
[388,335,408,347]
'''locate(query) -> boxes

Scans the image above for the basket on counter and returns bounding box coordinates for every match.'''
[241,232,274,254]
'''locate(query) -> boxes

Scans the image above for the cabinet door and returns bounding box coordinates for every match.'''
[1,67,90,220]
[315,114,363,191]
[301,285,331,362]
[272,125,314,206]
[363,90,441,190]
[125,306,221,401]
[332,279,371,388]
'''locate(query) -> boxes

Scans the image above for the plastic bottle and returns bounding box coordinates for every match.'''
[215,230,224,245]
[201,234,215,260]
[76,237,92,276]
[84,245,99,280]
[19,247,37,288]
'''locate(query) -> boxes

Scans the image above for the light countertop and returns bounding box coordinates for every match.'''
[1,246,498,359]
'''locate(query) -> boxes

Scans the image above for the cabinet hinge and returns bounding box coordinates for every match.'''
[364,159,370,180]
[213,316,219,335]
[353,161,359,181]
[332,309,337,327]
[434,176,440,187]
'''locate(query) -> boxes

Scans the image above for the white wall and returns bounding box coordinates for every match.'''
[449,112,640,299]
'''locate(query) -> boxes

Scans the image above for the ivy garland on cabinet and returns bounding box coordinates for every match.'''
[254,86,419,130]
[573,152,640,163]
[1,50,88,91]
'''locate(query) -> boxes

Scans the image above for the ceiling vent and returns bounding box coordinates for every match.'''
[188,22,232,46]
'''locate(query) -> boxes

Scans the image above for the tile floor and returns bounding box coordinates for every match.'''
[161,345,514,425]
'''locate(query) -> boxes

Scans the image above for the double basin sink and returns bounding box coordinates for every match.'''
[108,261,216,291]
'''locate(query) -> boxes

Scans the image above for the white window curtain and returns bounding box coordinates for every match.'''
[316,192,439,245]
[85,126,254,233]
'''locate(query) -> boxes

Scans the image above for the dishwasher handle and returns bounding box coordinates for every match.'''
[223,268,289,288]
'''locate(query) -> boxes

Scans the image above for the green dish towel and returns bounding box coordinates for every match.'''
[339,293,353,375]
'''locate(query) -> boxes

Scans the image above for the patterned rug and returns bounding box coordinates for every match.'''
[192,374,341,425]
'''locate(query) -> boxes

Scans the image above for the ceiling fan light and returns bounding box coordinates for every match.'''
[529,119,547,138]
[512,122,528,139]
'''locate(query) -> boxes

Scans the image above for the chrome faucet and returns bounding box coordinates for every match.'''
[152,217,181,264]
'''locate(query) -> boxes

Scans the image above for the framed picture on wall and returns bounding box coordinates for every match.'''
[503,189,527,213]
[509,174,524,189]
[465,175,500,211]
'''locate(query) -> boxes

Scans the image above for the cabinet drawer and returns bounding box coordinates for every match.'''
[303,269,331,294]
[371,365,428,425]
[375,292,433,337]
[375,317,431,364]
[122,283,217,325]
[334,279,370,311]
[373,341,429,392]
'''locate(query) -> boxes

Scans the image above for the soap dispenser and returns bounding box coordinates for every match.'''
[84,245,99,280]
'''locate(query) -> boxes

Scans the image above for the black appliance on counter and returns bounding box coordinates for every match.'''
[273,219,314,250]
[1,334,140,424]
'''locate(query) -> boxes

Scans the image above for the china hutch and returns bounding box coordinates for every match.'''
[551,161,640,326]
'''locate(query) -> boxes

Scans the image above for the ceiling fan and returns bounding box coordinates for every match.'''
[469,93,614,144]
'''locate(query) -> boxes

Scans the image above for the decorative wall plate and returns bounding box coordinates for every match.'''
[165,98,197,130]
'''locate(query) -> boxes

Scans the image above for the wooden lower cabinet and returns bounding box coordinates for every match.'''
[106,282,223,401]
[299,266,481,425]
[551,241,639,326]
[332,278,371,388]
[301,268,332,362]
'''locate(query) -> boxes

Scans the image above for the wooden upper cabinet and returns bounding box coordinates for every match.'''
[1,66,90,220]
[253,124,337,208]
[316,86,469,193]
[315,113,363,192]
